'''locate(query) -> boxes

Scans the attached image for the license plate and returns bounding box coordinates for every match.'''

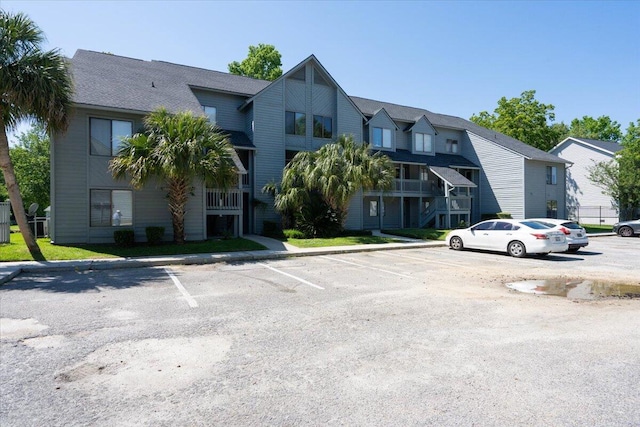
[577,233,583,237]
[554,237,562,242]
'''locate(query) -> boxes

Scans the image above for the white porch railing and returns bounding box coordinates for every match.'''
[206,189,242,211]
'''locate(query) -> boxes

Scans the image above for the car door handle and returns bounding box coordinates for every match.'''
[506,233,512,235]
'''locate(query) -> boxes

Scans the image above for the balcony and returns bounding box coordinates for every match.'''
[206,189,242,211]
[393,179,442,196]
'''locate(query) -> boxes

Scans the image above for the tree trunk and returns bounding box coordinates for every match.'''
[167,178,190,245]
[0,126,42,258]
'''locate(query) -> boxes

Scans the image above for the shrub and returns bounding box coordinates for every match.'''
[263,220,284,239]
[294,191,343,238]
[145,226,165,245]
[497,212,512,219]
[114,229,135,247]
[283,229,305,239]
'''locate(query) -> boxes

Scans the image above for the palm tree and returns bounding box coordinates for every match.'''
[266,135,394,231]
[0,10,73,257]
[110,107,238,244]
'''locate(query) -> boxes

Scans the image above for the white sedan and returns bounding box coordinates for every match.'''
[446,219,568,258]
[527,218,589,253]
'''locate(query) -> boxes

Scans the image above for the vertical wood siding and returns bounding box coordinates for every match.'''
[191,89,247,131]
[466,132,525,218]
[252,80,285,234]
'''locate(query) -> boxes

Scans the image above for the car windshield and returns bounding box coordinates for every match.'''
[520,221,551,229]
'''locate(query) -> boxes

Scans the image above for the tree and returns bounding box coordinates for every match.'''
[110,108,238,244]
[587,119,640,219]
[568,115,623,142]
[0,10,73,257]
[7,123,50,212]
[264,135,394,236]
[470,90,562,151]
[228,44,283,81]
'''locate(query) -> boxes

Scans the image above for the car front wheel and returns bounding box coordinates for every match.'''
[450,236,464,250]
[619,226,634,237]
[507,241,526,258]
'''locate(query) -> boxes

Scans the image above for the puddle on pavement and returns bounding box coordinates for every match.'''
[506,278,640,300]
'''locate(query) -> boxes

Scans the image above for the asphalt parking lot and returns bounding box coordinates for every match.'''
[1,236,639,426]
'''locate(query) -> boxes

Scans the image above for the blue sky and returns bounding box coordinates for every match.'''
[4,0,640,142]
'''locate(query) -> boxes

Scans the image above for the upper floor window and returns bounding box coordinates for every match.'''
[90,189,133,227]
[285,111,306,136]
[203,106,217,124]
[313,115,332,139]
[415,133,433,153]
[546,166,557,185]
[90,118,132,156]
[373,127,392,148]
[446,139,459,153]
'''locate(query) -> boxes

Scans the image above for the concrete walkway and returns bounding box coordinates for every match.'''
[0,233,443,285]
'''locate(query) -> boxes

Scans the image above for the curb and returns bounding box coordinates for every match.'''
[0,241,445,286]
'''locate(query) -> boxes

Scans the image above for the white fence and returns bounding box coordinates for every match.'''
[567,205,619,225]
[0,201,10,243]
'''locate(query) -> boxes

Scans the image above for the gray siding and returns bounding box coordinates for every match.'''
[52,107,206,244]
[252,79,285,234]
[466,132,525,218]
[336,91,363,142]
[367,112,396,151]
[434,128,465,155]
[191,89,247,131]
[51,109,90,243]
[524,161,566,219]
[552,141,614,208]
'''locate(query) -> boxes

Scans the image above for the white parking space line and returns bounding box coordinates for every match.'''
[258,263,324,290]
[320,256,414,279]
[165,268,199,308]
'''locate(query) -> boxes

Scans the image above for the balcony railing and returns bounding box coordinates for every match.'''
[206,189,242,211]
[242,174,250,187]
[393,179,442,195]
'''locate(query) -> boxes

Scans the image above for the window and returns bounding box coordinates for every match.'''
[446,139,459,153]
[473,221,495,231]
[313,115,333,139]
[415,133,433,153]
[90,118,132,156]
[373,127,392,148]
[369,200,378,217]
[285,111,306,136]
[546,166,557,185]
[547,200,558,218]
[203,106,217,124]
[90,189,133,227]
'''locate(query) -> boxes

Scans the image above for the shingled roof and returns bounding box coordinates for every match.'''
[553,137,623,155]
[69,50,568,165]
[350,96,569,164]
[70,50,269,114]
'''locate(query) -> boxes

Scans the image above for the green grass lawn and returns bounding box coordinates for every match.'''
[285,235,401,248]
[581,224,614,234]
[381,228,450,241]
[0,230,266,262]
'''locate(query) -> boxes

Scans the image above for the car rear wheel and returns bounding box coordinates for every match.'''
[450,236,464,250]
[619,226,634,237]
[507,241,526,258]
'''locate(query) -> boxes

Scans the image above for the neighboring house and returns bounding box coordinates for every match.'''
[550,137,622,224]
[49,50,569,244]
